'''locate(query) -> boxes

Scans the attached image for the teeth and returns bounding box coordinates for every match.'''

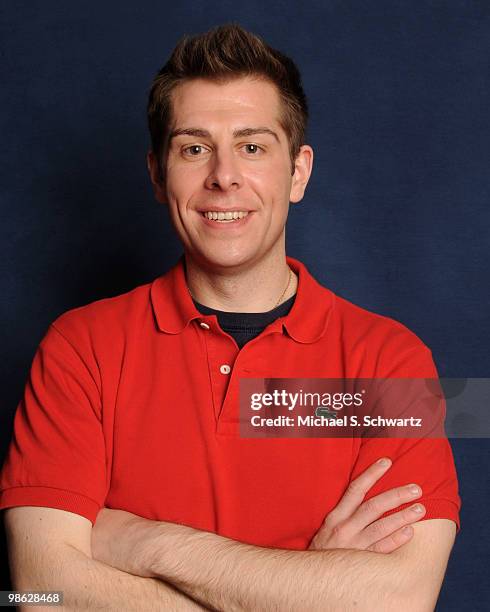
[202,211,249,221]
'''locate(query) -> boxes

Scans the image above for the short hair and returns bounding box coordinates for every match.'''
[147,23,309,176]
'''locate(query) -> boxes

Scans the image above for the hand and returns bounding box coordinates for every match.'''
[91,507,154,577]
[308,458,426,554]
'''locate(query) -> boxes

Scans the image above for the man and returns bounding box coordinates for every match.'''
[1,24,459,610]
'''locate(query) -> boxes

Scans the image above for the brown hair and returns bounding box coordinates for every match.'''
[147,23,308,176]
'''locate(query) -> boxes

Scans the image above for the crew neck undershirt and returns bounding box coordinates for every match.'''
[192,294,296,348]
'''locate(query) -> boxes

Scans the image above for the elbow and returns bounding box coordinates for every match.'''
[398,596,437,612]
[395,578,441,612]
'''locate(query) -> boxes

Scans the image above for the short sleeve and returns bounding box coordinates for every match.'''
[0,323,107,524]
[350,341,461,531]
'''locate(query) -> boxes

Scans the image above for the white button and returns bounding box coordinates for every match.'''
[199,322,210,330]
[220,364,231,375]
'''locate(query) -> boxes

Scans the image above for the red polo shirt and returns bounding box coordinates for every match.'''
[0,256,460,548]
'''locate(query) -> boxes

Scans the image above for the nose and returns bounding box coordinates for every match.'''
[204,149,243,192]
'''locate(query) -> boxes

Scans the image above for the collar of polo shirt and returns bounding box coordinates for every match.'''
[150,256,333,344]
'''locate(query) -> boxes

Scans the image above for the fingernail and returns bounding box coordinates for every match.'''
[402,526,412,535]
[412,504,425,513]
[407,484,421,496]
[377,458,391,467]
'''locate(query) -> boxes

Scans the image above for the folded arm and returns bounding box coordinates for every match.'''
[93,514,455,612]
[3,506,207,612]
[91,460,456,612]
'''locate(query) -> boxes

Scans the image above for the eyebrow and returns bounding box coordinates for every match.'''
[168,126,280,143]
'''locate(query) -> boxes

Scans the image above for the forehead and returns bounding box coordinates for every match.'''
[169,76,283,132]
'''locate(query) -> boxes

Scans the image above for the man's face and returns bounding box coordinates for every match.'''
[148,76,313,271]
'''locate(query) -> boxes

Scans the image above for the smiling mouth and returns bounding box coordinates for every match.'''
[201,211,250,223]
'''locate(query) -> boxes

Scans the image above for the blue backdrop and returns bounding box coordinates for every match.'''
[1,2,489,609]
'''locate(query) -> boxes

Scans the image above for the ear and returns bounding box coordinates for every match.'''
[147,150,168,204]
[289,145,314,204]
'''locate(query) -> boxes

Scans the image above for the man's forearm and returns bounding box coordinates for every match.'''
[11,541,205,612]
[130,521,420,612]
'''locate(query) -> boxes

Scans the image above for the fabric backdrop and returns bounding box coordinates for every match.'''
[1,2,489,609]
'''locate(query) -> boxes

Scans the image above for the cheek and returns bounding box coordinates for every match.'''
[165,166,203,206]
[247,165,292,205]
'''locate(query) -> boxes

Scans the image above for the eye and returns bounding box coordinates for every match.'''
[183,145,207,156]
[243,143,263,155]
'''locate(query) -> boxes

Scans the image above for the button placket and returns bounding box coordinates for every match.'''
[215,340,272,435]
[201,323,239,424]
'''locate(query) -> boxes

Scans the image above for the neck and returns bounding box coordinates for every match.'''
[184,252,298,313]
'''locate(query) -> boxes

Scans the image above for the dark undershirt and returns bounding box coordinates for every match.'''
[192,294,296,348]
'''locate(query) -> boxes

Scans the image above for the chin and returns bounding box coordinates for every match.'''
[194,249,257,272]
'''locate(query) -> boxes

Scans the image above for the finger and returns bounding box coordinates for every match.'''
[361,503,426,550]
[348,483,423,532]
[327,458,392,523]
[367,524,415,554]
